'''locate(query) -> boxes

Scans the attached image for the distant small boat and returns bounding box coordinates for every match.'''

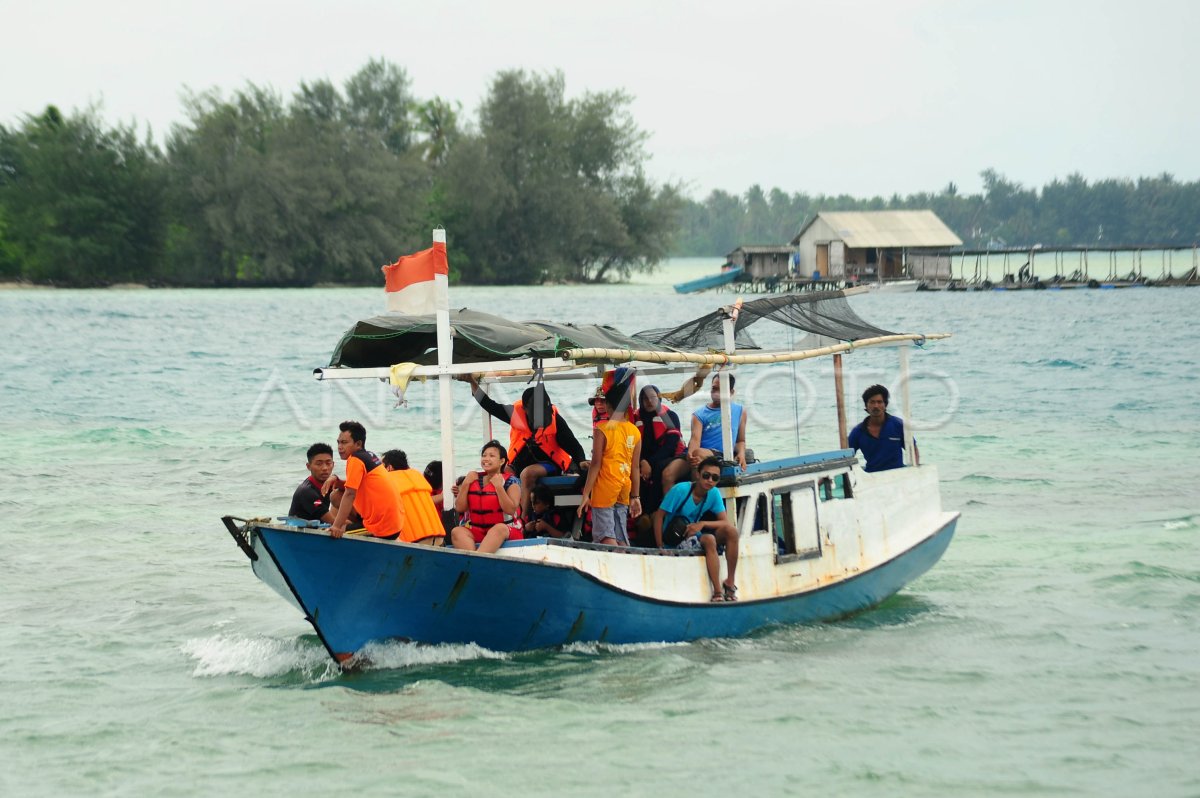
[873,279,922,293]
[674,265,744,294]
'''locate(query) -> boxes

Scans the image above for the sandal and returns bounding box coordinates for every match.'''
[722,583,738,602]
[710,591,725,603]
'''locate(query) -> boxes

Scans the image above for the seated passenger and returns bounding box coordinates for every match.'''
[468,377,588,517]
[526,485,574,538]
[324,420,405,540]
[653,456,739,602]
[635,384,691,512]
[423,460,444,509]
[450,440,524,553]
[288,442,341,523]
[687,374,748,471]
[382,449,444,545]
[579,384,642,546]
[848,384,919,472]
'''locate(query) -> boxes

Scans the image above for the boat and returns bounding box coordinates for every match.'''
[220,231,959,666]
[673,265,743,294]
[868,278,922,293]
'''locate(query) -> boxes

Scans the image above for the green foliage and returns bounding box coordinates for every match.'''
[6,59,1196,288]
[164,76,430,286]
[0,106,166,285]
[675,170,1200,255]
[440,70,681,284]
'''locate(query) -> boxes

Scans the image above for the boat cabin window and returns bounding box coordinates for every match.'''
[736,494,769,536]
[818,473,854,501]
[772,482,821,561]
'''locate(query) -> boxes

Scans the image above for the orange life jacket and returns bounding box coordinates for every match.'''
[508,400,573,472]
[388,469,443,543]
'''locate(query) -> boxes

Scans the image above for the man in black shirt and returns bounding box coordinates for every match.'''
[288,442,341,523]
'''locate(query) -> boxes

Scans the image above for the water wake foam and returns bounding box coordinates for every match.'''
[560,640,687,656]
[182,634,337,679]
[357,640,510,669]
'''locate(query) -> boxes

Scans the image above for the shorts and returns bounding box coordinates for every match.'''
[590,504,630,546]
[470,517,524,544]
[536,462,563,476]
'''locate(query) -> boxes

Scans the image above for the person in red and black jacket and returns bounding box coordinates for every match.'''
[288,442,342,523]
[635,385,693,513]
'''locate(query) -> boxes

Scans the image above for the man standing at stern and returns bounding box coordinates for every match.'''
[848,384,918,472]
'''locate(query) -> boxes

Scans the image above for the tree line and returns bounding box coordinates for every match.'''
[2,59,1198,287]
[0,60,680,286]
[676,168,1200,257]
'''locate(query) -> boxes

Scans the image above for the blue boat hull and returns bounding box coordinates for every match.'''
[673,266,744,294]
[256,515,957,662]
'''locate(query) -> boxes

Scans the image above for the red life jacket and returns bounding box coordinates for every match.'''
[466,475,523,542]
[636,403,685,457]
[508,400,572,472]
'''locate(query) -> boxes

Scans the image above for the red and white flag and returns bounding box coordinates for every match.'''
[382,241,449,314]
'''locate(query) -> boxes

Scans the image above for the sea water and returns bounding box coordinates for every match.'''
[1,262,1198,796]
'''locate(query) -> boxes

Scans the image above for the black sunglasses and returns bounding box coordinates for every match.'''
[700,472,720,482]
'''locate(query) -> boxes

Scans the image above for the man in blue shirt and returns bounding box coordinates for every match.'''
[688,374,748,470]
[848,384,919,472]
[653,456,740,602]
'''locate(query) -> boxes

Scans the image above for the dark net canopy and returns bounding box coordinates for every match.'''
[328,309,661,368]
[634,293,896,351]
[328,292,898,368]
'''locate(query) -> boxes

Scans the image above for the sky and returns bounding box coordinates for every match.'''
[3,0,1198,199]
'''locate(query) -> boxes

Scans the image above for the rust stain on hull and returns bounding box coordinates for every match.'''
[440,571,470,613]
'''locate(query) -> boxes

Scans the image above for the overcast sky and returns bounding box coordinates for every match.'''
[4,0,1197,199]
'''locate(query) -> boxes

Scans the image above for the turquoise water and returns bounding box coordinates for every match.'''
[2,265,1198,796]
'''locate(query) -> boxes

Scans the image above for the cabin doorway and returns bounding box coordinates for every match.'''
[815,244,829,275]
[772,482,821,561]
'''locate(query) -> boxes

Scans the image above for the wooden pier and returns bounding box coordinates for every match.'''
[933,244,1200,290]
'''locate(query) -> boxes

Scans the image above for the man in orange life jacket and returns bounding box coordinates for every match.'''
[381,449,444,545]
[468,376,588,517]
[323,420,404,540]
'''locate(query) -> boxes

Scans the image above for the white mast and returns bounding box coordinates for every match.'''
[719,300,740,462]
[433,228,455,509]
[899,344,916,467]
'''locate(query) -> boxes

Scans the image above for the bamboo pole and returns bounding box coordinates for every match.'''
[834,353,848,449]
[563,333,951,366]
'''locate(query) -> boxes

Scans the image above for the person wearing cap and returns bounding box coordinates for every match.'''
[578,382,642,546]
[589,366,636,426]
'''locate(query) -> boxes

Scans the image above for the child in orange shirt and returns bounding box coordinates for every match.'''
[578,383,642,545]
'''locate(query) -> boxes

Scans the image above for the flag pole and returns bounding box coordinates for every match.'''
[433,228,455,510]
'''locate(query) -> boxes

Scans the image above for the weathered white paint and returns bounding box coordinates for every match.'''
[500,462,955,604]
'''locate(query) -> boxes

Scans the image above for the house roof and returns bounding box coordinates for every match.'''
[725,245,795,258]
[791,210,962,248]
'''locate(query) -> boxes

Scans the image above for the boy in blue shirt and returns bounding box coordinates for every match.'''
[653,456,740,602]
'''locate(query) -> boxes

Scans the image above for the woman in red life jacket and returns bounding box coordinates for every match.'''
[468,377,588,518]
[635,384,693,513]
[450,440,525,553]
